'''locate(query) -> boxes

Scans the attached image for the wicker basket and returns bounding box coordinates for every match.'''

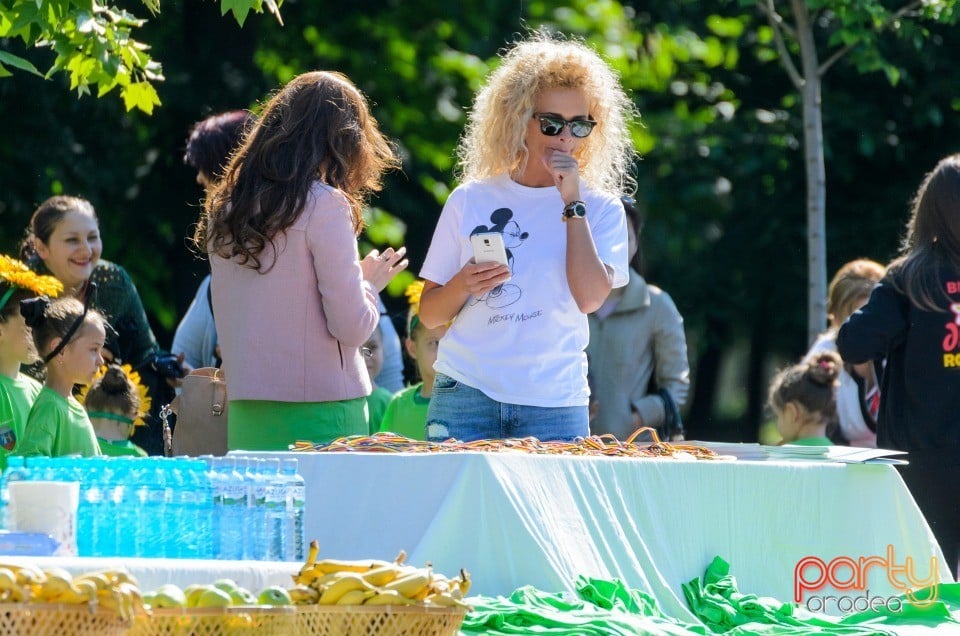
[0,603,129,636]
[128,606,297,636]
[295,604,467,636]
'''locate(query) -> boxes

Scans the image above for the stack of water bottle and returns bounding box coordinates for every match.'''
[0,455,305,562]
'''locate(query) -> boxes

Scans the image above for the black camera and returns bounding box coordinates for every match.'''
[151,353,186,380]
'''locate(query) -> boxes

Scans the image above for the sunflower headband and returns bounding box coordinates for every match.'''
[77,363,152,427]
[0,255,63,313]
[405,280,425,334]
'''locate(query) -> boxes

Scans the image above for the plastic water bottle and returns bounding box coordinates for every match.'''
[137,458,168,558]
[217,457,245,560]
[261,458,285,561]
[170,459,196,558]
[111,458,138,556]
[93,458,116,557]
[194,457,216,559]
[205,456,223,559]
[242,458,268,560]
[77,458,102,557]
[281,457,305,562]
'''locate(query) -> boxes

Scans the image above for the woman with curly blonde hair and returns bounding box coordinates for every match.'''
[419,31,638,442]
[196,71,409,450]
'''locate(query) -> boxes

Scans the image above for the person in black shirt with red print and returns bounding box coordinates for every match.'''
[837,153,960,576]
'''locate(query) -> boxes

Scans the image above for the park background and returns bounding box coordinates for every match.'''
[1,0,958,443]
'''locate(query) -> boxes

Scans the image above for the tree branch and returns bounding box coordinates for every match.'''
[758,0,804,89]
[819,0,924,76]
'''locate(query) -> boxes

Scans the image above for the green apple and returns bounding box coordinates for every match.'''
[212,578,240,595]
[257,586,292,606]
[142,592,158,609]
[152,584,187,609]
[196,586,233,609]
[228,586,257,606]
[184,584,209,609]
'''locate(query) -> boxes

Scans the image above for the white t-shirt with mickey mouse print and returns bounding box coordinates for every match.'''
[420,174,629,407]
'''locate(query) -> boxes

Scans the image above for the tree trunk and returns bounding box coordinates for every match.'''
[791,0,828,345]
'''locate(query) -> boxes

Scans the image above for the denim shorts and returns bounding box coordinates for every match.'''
[425,373,589,442]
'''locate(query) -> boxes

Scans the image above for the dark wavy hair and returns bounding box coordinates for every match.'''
[195,71,399,271]
[183,110,256,182]
[889,153,960,311]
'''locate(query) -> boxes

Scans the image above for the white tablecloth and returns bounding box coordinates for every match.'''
[234,451,951,621]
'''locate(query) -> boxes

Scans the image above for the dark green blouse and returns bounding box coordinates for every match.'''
[32,259,159,369]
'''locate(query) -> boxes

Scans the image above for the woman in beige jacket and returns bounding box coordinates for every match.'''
[586,197,690,441]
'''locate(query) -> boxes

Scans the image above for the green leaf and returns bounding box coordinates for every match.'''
[0,50,43,76]
[220,0,254,27]
[706,15,745,38]
[121,80,161,114]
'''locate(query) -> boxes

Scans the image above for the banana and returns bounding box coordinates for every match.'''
[335,589,377,605]
[0,568,28,604]
[383,568,432,599]
[360,564,414,587]
[317,573,376,605]
[363,589,419,606]
[425,592,472,609]
[117,581,147,618]
[37,567,74,602]
[393,549,407,565]
[74,572,114,592]
[0,567,21,592]
[53,580,98,606]
[287,585,320,605]
[304,571,349,591]
[294,540,321,582]
[0,563,46,587]
[458,568,472,596]
[309,558,392,576]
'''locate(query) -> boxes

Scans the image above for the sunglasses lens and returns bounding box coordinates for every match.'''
[539,116,564,136]
[570,120,595,138]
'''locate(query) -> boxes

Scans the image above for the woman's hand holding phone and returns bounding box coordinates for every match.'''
[459,261,511,297]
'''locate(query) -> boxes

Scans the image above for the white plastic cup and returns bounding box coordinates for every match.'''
[8,481,80,556]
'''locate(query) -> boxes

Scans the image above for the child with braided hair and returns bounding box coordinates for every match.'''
[15,294,106,457]
[767,351,842,446]
[0,255,63,467]
[378,281,450,440]
[81,363,150,457]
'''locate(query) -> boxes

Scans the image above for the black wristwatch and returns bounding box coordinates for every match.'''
[562,200,587,222]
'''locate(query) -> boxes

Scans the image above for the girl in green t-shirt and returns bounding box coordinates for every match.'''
[16,295,106,457]
[768,351,841,447]
[0,255,63,466]
[81,363,149,457]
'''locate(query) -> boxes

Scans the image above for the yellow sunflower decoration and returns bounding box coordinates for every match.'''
[77,364,152,427]
[405,280,425,333]
[0,254,63,312]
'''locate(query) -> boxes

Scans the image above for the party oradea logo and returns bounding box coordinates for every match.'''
[794,545,938,614]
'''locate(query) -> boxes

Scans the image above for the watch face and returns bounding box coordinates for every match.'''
[565,202,586,218]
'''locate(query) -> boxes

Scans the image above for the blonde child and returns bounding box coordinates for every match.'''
[363,324,394,433]
[804,258,885,447]
[81,363,150,457]
[768,351,841,446]
[379,282,449,440]
[0,255,62,467]
[15,295,106,457]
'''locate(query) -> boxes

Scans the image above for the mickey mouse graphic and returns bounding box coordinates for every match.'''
[470,207,528,309]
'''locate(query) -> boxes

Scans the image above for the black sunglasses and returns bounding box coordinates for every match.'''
[533,113,597,138]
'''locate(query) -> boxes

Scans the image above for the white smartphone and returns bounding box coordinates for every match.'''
[470,231,510,269]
